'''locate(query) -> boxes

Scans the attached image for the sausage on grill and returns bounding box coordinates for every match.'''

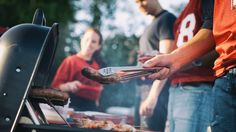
[81,67,121,84]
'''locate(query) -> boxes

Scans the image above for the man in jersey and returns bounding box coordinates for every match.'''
[134,0,176,131]
[141,0,236,131]
[139,0,217,131]
[167,0,218,131]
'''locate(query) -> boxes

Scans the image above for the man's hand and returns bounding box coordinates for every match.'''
[139,97,158,117]
[142,53,180,80]
[138,50,159,64]
[59,81,82,93]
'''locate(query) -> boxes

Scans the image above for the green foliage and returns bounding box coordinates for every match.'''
[170,2,187,16]
[72,0,116,29]
[102,34,139,66]
[0,0,75,27]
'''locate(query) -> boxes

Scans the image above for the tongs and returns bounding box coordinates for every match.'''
[98,66,162,82]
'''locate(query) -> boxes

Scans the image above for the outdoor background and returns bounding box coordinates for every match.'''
[0,0,187,111]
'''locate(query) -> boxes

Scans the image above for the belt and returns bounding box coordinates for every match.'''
[172,82,213,87]
[229,67,236,74]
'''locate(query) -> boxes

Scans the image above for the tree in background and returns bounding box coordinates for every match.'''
[102,34,139,66]
[0,0,74,27]
[70,0,116,28]
[170,2,187,16]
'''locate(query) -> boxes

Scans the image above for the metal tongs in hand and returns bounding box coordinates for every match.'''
[98,66,162,82]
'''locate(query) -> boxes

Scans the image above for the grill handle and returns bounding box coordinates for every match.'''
[32,8,46,26]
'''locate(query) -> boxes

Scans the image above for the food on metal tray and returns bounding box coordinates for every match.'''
[73,118,134,132]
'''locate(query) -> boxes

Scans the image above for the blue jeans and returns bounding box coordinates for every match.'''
[168,82,213,132]
[211,73,236,132]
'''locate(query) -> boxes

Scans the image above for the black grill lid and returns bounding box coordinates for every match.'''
[0,9,59,132]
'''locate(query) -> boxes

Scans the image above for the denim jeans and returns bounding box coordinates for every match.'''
[168,82,213,132]
[211,72,236,132]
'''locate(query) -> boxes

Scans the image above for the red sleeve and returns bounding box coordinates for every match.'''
[51,58,72,88]
[51,56,103,101]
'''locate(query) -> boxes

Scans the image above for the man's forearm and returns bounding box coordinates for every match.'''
[171,29,215,68]
[147,79,168,101]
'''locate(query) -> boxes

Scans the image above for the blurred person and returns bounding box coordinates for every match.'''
[51,28,104,111]
[141,0,236,132]
[134,0,176,131]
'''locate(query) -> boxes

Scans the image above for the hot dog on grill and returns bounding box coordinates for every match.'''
[29,88,69,102]
[81,67,121,84]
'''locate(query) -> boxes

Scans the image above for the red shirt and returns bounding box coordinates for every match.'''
[213,0,236,77]
[51,55,103,101]
[0,27,8,36]
[170,0,215,84]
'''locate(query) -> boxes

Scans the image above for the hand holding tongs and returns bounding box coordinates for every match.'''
[98,66,162,82]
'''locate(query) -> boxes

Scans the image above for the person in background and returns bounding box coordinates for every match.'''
[141,0,236,132]
[141,0,217,131]
[134,0,176,131]
[51,28,104,111]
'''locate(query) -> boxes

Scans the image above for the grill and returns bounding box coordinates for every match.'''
[0,9,109,132]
